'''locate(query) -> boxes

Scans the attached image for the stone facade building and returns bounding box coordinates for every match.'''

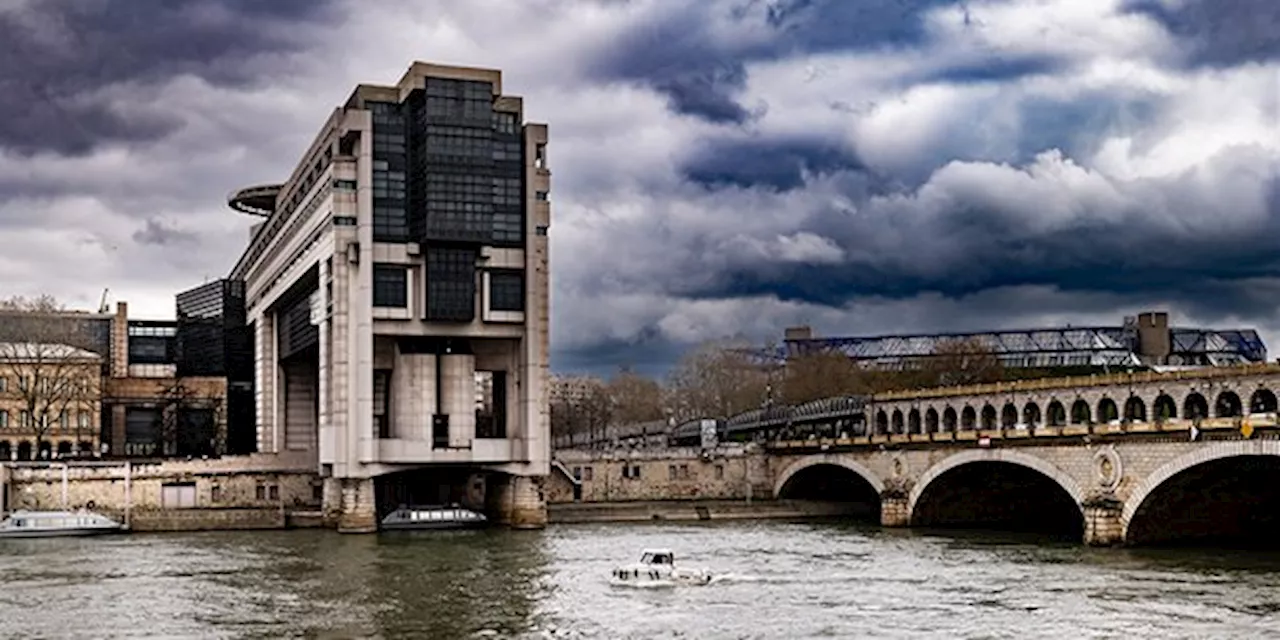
[227,61,552,531]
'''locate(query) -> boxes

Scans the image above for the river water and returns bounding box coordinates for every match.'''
[3,521,1280,639]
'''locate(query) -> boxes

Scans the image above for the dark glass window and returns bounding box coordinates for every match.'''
[426,248,476,322]
[373,369,392,438]
[489,270,524,312]
[372,265,408,308]
[369,101,410,243]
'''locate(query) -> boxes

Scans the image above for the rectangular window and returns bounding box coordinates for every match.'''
[668,465,677,480]
[333,179,357,190]
[489,270,524,312]
[572,466,582,480]
[268,485,280,501]
[372,264,408,308]
[58,411,67,430]
[78,412,89,429]
[0,410,7,428]
[20,411,30,428]
[161,482,197,509]
[0,376,6,392]
[373,369,392,438]
[536,191,548,201]
[583,466,594,482]
[256,484,266,500]
[715,465,724,480]
[475,370,506,438]
[426,248,477,322]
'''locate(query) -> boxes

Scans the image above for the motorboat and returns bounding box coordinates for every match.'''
[611,548,713,586]
[380,504,488,531]
[0,509,125,538]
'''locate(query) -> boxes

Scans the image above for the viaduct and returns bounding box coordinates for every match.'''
[550,364,1280,546]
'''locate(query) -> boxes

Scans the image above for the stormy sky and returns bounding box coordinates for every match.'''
[0,0,1276,375]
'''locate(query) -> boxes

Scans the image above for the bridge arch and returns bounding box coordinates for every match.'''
[774,454,886,500]
[1122,440,1280,546]
[908,450,1085,536]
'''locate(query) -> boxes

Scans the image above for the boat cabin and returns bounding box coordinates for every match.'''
[640,549,675,566]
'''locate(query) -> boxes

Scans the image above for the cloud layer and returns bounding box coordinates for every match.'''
[0,0,1276,375]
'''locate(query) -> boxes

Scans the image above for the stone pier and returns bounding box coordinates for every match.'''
[488,475,548,529]
[880,496,909,527]
[1082,497,1124,547]
[336,478,378,534]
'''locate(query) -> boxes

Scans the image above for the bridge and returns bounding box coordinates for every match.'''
[550,364,1280,547]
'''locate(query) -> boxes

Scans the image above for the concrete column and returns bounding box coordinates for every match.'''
[440,354,476,448]
[392,353,436,441]
[317,258,332,466]
[489,474,547,529]
[254,314,277,454]
[1083,500,1124,547]
[880,496,909,527]
[337,477,377,533]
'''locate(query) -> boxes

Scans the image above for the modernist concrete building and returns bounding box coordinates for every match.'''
[228,62,551,531]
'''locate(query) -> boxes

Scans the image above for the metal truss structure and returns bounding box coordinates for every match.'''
[743,326,1267,370]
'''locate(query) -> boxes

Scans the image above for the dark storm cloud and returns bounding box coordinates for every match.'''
[589,0,959,122]
[1126,0,1280,67]
[0,0,338,155]
[132,219,199,247]
[680,137,867,190]
[554,326,682,377]
[911,54,1066,86]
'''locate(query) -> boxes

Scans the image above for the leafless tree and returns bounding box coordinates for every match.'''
[919,337,1005,387]
[665,339,769,421]
[0,295,101,458]
[606,367,665,424]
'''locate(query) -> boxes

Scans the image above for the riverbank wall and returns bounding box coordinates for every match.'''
[549,499,869,524]
[1,452,322,532]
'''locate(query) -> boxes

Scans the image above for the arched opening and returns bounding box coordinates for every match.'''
[875,410,888,435]
[911,462,1083,540]
[1000,403,1018,429]
[1153,394,1177,422]
[1046,401,1066,427]
[16,442,31,461]
[776,464,881,522]
[961,406,976,431]
[891,410,905,434]
[1022,402,1041,428]
[78,441,94,454]
[1214,391,1242,418]
[1070,399,1091,425]
[1127,456,1280,547]
[1096,398,1119,424]
[908,410,922,434]
[925,408,939,433]
[1250,389,1278,414]
[36,441,51,460]
[1124,396,1147,423]
[980,405,997,430]
[942,408,957,432]
[0,441,9,461]
[1184,393,1209,420]
[55,442,72,458]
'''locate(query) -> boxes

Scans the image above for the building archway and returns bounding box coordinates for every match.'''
[1000,403,1018,429]
[1123,396,1146,423]
[961,406,976,431]
[1097,398,1119,424]
[1184,392,1209,420]
[1071,399,1091,425]
[1153,394,1177,422]
[1123,441,1280,547]
[1214,391,1242,418]
[980,405,997,430]
[942,407,957,432]
[908,450,1084,539]
[1022,402,1041,428]
[1250,388,1278,414]
[1046,401,1066,427]
[908,409,922,434]
[891,410,905,434]
[925,408,939,433]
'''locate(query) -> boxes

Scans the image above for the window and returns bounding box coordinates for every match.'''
[161,483,197,509]
[211,485,223,503]
[572,466,582,480]
[489,270,524,312]
[669,465,677,480]
[58,411,67,430]
[493,111,518,135]
[268,485,280,501]
[78,412,89,430]
[0,410,7,428]
[583,466,594,482]
[0,376,6,392]
[536,225,549,236]
[536,191,548,201]
[426,248,477,322]
[373,369,392,438]
[372,265,408,308]
[333,179,357,190]
[19,411,30,428]
[715,465,724,479]
[256,484,266,500]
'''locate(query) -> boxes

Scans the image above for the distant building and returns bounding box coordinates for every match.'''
[0,342,102,460]
[550,375,606,405]
[772,312,1267,371]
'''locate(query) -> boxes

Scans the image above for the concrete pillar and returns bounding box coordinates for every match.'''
[392,353,436,441]
[880,496,909,527]
[1083,500,1124,547]
[337,477,378,534]
[489,474,547,529]
[440,354,476,448]
[320,476,343,528]
[254,314,277,454]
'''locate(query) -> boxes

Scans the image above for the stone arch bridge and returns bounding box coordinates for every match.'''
[765,365,1280,546]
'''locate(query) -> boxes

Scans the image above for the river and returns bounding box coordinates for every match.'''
[3,521,1280,639]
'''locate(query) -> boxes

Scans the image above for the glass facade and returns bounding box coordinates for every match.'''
[372,265,409,308]
[175,279,255,455]
[488,270,524,312]
[365,76,527,321]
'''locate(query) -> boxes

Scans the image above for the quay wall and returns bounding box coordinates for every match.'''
[547,446,775,505]
[2,452,322,532]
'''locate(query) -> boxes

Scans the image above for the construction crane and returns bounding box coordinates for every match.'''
[98,288,110,314]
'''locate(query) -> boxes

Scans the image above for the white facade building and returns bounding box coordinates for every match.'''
[228,62,551,531]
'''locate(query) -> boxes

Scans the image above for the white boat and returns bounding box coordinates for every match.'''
[0,509,125,538]
[380,504,488,531]
[611,548,713,586]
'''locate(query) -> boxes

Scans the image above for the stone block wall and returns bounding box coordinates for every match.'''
[548,446,772,504]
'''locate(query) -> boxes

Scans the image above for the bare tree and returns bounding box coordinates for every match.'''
[606,367,665,424]
[0,295,101,459]
[919,337,1005,387]
[157,378,227,457]
[780,349,868,404]
[549,375,612,445]
[665,339,769,421]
